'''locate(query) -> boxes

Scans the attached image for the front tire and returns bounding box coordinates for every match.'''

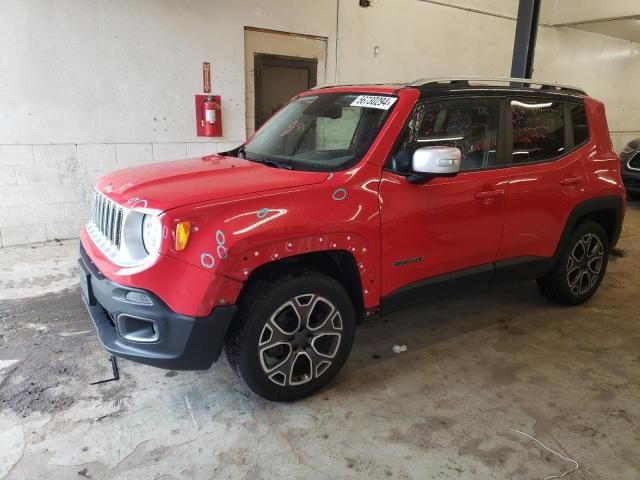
[537,221,609,305]
[225,270,356,401]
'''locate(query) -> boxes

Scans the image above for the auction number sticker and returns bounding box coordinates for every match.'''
[350,95,397,110]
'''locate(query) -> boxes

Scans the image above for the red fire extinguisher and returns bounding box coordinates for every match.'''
[201,96,220,136]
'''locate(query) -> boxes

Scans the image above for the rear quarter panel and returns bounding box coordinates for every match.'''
[584,97,626,202]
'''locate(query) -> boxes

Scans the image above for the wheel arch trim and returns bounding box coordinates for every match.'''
[221,233,377,314]
[555,195,623,259]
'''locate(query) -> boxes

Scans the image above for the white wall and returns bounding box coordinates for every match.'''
[548,0,640,25]
[336,0,640,149]
[337,0,516,82]
[534,24,640,151]
[1,0,639,247]
[0,0,338,247]
[0,0,337,144]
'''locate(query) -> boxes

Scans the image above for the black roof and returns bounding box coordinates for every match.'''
[312,77,587,100]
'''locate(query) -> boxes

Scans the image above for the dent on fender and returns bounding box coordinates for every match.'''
[169,171,382,307]
[222,232,376,299]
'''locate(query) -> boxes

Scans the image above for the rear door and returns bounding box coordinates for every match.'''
[379,96,509,299]
[497,97,592,264]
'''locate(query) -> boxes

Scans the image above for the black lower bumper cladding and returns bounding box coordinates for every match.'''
[78,245,236,370]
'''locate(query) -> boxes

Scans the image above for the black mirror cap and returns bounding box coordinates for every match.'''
[406,171,458,185]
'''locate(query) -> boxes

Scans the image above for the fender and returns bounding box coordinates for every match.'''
[553,195,624,259]
[163,162,385,311]
[196,232,378,311]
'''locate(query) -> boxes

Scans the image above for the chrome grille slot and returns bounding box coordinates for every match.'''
[90,190,124,249]
[114,209,123,248]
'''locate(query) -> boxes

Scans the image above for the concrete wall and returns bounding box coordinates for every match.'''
[534,24,640,152]
[335,0,640,151]
[0,0,338,247]
[1,0,639,247]
[548,0,640,25]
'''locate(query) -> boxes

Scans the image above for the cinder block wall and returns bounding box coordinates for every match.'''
[0,142,239,247]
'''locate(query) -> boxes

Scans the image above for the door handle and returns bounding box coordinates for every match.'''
[559,175,584,186]
[474,188,505,200]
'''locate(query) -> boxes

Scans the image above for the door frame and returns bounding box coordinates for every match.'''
[253,53,318,130]
[244,27,328,139]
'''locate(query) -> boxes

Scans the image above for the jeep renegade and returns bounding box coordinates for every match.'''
[79,77,626,401]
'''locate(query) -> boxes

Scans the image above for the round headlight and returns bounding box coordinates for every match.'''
[142,215,162,254]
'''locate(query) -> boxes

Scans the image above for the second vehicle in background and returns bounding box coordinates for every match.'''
[620,139,640,200]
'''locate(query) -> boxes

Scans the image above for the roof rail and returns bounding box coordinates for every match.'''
[408,76,586,95]
[310,82,404,90]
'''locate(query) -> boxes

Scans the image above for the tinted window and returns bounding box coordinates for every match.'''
[510,100,565,163]
[389,98,500,173]
[569,103,588,146]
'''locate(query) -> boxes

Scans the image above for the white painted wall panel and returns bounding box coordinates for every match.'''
[0,0,337,145]
[534,25,640,150]
[417,0,519,17]
[337,0,514,83]
[551,0,640,25]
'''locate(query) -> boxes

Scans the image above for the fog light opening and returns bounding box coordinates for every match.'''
[117,314,159,343]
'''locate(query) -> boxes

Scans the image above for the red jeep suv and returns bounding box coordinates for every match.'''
[79,77,625,401]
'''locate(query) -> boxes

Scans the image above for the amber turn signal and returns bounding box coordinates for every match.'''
[175,221,191,251]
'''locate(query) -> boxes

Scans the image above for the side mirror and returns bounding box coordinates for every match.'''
[408,146,461,184]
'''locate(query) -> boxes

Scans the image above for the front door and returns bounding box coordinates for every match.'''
[380,96,508,300]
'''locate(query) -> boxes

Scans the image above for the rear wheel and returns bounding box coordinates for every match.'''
[225,271,356,401]
[537,221,609,305]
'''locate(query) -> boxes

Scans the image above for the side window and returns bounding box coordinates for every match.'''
[510,99,565,163]
[388,98,501,173]
[569,103,589,146]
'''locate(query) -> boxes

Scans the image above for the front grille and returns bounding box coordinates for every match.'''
[628,153,640,171]
[91,190,124,248]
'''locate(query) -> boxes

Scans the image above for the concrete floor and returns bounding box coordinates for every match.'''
[1,205,639,480]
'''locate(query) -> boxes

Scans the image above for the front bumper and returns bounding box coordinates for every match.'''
[79,245,236,370]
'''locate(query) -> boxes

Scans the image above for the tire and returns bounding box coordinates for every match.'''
[537,221,609,305]
[225,270,356,401]
[627,191,640,202]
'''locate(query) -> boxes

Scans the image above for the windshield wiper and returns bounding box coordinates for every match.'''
[247,157,294,170]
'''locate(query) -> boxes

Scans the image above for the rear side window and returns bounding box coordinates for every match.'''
[510,100,565,163]
[569,103,589,146]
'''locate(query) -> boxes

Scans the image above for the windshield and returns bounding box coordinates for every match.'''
[243,92,397,171]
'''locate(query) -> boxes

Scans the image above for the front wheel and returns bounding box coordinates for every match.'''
[537,221,609,305]
[225,271,356,401]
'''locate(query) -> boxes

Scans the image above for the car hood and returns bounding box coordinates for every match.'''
[94,154,329,212]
